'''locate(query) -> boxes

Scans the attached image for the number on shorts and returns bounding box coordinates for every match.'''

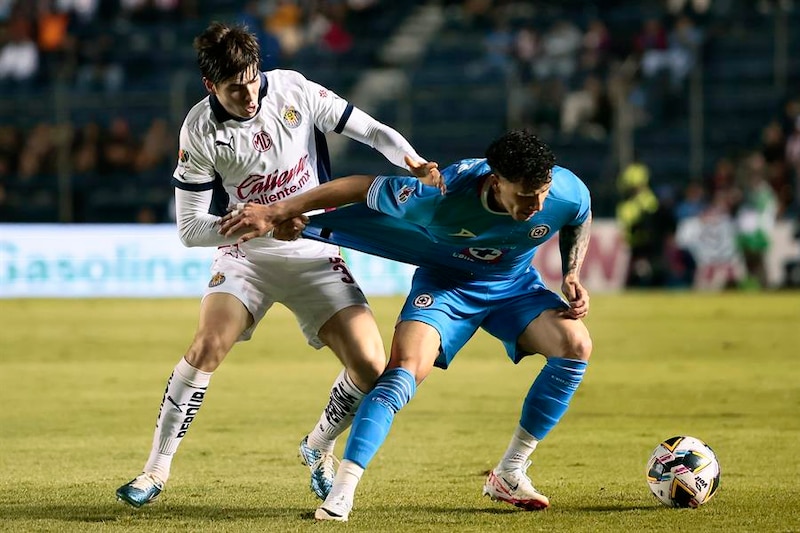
[328,257,355,284]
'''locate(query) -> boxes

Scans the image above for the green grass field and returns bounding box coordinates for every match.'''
[1,293,799,532]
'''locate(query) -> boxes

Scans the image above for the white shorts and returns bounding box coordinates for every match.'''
[202,240,368,348]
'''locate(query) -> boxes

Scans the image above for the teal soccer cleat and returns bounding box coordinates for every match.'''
[116,472,165,508]
[298,436,338,501]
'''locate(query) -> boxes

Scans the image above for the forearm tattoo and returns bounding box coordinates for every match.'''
[559,213,592,277]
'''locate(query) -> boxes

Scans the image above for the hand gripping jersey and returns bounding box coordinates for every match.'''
[172,69,351,251]
[304,159,591,280]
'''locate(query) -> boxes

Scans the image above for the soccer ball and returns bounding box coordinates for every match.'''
[645,436,721,508]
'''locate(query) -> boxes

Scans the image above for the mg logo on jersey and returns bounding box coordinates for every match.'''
[397,185,415,203]
[529,224,550,239]
[281,105,302,128]
[252,130,273,152]
[413,293,434,308]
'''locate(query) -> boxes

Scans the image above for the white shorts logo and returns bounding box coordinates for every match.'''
[413,293,434,308]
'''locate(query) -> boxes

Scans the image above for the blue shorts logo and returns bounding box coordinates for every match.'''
[413,293,434,308]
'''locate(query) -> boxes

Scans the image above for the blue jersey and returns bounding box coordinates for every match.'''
[303,159,591,280]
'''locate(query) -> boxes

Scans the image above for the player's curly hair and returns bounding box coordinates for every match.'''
[194,22,261,84]
[485,130,556,190]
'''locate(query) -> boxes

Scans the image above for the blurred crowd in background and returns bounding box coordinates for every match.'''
[0,0,799,290]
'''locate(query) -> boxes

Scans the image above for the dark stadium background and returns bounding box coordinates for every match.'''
[0,0,798,289]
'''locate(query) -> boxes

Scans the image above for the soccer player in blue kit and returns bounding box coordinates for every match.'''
[221,130,593,521]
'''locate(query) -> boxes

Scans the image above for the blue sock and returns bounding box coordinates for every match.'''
[520,358,587,440]
[344,368,416,468]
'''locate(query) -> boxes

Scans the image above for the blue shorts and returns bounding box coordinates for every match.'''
[399,268,568,369]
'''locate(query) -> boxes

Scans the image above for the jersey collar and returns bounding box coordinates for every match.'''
[479,174,511,216]
[209,71,269,123]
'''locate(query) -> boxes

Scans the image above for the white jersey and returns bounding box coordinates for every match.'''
[173,69,352,256]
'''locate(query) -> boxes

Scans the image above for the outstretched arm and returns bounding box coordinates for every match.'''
[558,212,592,319]
[342,108,444,192]
[219,175,377,244]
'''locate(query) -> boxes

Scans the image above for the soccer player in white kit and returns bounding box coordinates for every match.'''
[115,22,440,508]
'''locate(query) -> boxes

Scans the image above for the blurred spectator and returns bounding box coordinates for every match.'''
[666,0,711,15]
[0,14,39,89]
[666,15,702,89]
[736,152,778,289]
[674,180,707,219]
[36,0,70,83]
[616,158,660,286]
[134,118,172,172]
[136,205,157,223]
[638,15,702,93]
[511,26,538,82]
[98,117,137,173]
[786,116,800,211]
[477,16,514,78]
[760,119,791,216]
[706,157,741,213]
[675,193,742,289]
[560,74,612,140]
[17,123,57,180]
[71,120,101,174]
[236,1,282,69]
[73,28,123,92]
[266,0,304,57]
[533,19,582,81]
[308,2,354,55]
[580,18,611,75]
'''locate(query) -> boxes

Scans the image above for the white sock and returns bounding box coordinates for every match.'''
[324,459,364,505]
[307,369,366,453]
[143,357,212,482]
[497,425,539,472]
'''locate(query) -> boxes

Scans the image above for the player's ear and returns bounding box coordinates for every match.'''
[202,77,215,94]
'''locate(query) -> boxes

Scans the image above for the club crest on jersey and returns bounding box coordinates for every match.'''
[178,149,190,163]
[529,224,550,239]
[252,130,273,152]
[413,293,434,308]
[208,272,226,287]
[453,247,504,263]
[281,105,302,128]
[397,185,415,203]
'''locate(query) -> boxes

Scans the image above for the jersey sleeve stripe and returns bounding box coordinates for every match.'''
[171,177,214,191]
[333,103,354,134]
[366,175,389,210]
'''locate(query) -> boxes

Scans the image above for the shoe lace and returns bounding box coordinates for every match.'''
[326,492,352,513]
[131,473,162,491]
[499,460,534,491]
[312,452,340,480]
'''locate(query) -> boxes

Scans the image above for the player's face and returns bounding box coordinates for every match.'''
[205,65,261,119]
[492,173,552,221]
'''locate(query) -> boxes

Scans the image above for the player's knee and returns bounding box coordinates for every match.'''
[346,357,384,390]
[185,333,229,371]
[561,328,592,362]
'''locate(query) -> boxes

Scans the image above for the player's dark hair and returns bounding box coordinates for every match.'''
[194,22,261,84]
[485,130,556,190]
